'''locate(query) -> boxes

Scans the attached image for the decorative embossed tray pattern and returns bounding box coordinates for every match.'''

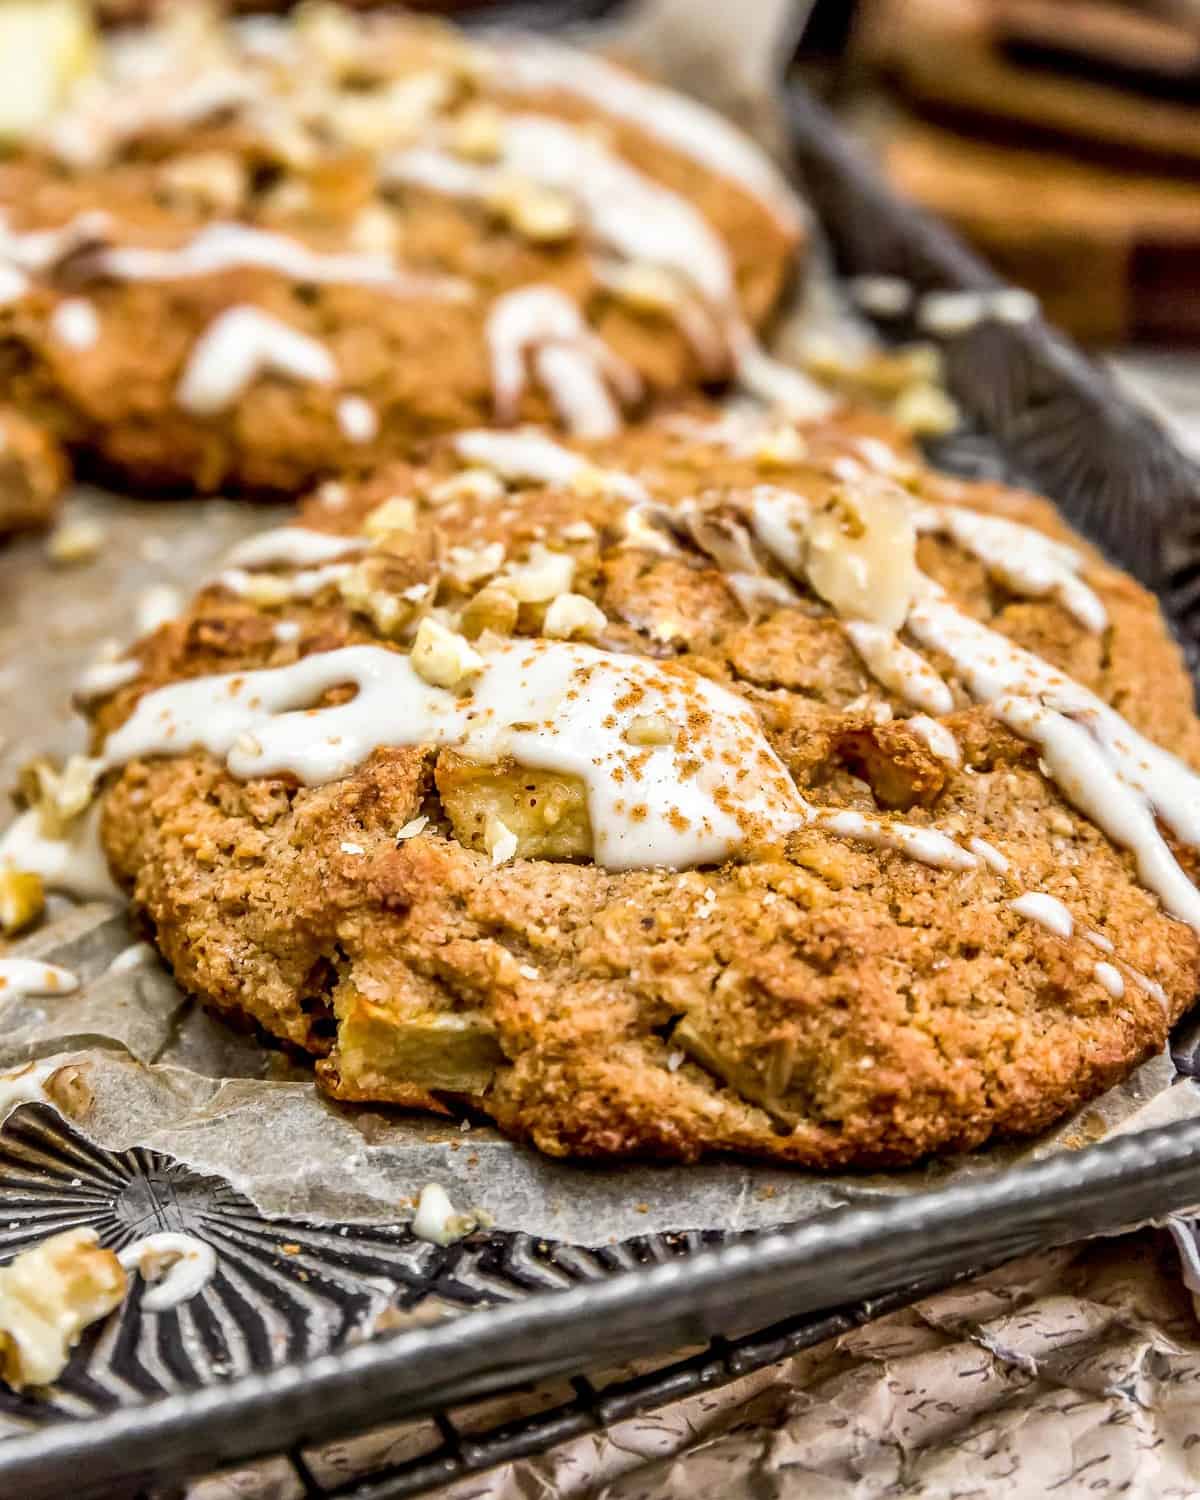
[4,65,1200,1500]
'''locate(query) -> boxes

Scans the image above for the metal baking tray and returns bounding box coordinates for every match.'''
[5,62,1200,1500]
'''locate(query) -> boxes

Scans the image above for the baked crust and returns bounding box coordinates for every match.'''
[85,409,1200,1166]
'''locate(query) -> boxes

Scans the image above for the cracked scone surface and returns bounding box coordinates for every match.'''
[87,412,1200,1166]
[0,5,802,500]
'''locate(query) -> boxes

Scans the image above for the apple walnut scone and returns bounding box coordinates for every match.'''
[0,2,814,511]
[26,408,1200,1166]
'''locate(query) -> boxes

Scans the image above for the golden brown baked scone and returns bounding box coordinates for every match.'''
[0,4,810,505]
[25,404,1197,1168]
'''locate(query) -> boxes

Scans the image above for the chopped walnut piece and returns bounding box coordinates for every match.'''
[20,753,103,835]
[445,540,505,588]
[0,868,44,936]
[429,468,505,506]
[46,516,104,566]
[606,262,682,314]
[500,543,575,603]
[224,573,293,608]
[892,383,960,437]
[488,176,577,243]
[158,152,246,214]
[460,585,518,639]
[337,563,409,639]
[544,592,606,640]
[624,714,677,747]
[363,496,417,539]
[450,101,504,162]
[0,1228,126,1391]
[484,814,518,866]
[805,483,918,633]
[348,203,400,258]
[753,425,807,469]
[136,584,183,634]
[411,617,484,690]
[618,506,676,555]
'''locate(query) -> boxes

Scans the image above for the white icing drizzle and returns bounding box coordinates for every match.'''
[1009,891,1074,939]
[101,641,807,871]
[491,38,803,234]
[177,307,337,415]
[391,116,734,306]
[813,809,977,871]
[386,121,832,419]
[0,1060,62,1121]
[0,210,111,273]
[485,286,638,437]
[1129,968,1168,1009]
[0,959,80,1001]
[75,657,141,702]
[215,563,355,602]
[912,504,1107,632]
[1084,929,1114,954]
[1094,962,1125,999]
[842,621,955,717]
[906,593,1200,930]
[93,222,467,301]
[49,299,100,351]
[452,429,650,503]
[0,805,120,903]
[0,263,29,305]
[46,69,261,168]
[337,395,379,444]
[106,942,157,976]
[533,344,622,440]
[746,485,809,576]
[118,1233,216,1312]
[733,479,1200,937]
[906,715,961,766]
[224,527,367,570]
[968,836,1009,874]
[97,639,1001,877]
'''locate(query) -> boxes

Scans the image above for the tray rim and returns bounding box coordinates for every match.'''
[8,66,1200,1500]
[6,1111,1200,1497]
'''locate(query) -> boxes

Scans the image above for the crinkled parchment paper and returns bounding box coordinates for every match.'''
[172,1229,1200,1500]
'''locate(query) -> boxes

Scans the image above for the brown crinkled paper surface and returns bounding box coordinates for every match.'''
[3,1,1200,1494]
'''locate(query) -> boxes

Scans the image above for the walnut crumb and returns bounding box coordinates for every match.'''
[0,868,44,936]
[450,102,504,161]
[544,592,606,640]
[411,617,484,690]
[625,714,677,747]
[364,496,417,539]
[484,815,518,866]
[46,517,105,566]
[0,1229,126,1391]
[489,176,577,243]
